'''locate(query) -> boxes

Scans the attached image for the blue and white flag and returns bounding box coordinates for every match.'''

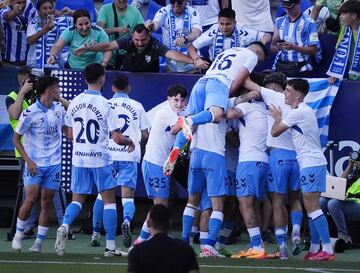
[304,78,341,148]
[0,95,13,151]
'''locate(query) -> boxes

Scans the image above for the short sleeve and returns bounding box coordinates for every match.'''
[260,87,285,106]
[156,40,170,56]
[235,102,250,116]
[242,51,258,73]
[97,5,108,24]
[59,27,73,44]
[107,105,122,132]
[189,7,202,31]
[192,25,216,49]
[15,109,32,135]
[116,36,130,50]
[139,105,150,131]
[307,21,320,46]
[153,7,167,24]
[26,21,37,37]
[282,108,301,128]
[98,28,110,43]
[65,107,73,127]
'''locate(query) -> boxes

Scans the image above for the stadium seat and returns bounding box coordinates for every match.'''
[55,0,97,22]
[145,0,162,21]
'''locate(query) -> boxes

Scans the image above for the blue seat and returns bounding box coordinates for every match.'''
[145,0,162,21]
[55,0,97,22]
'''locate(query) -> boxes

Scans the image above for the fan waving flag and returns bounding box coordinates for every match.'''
[304,78,341,148]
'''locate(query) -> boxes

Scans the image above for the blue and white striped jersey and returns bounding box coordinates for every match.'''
[65,90,121,168]
[0,0,36,63]
[16,100,65,167]
[107,93,150,163]
[275,14,319,63]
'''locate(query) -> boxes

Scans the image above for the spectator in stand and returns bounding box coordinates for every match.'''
[223,0,274,32]
[47,9,111,69]
[0,0,36,66]
[145,0,202,73]
[75,24,204,72]
[320,150,360,253]
[26,0,73,69]
[270,0,320,77]
[97,0,144,70]
[311,0,348,34]
[188,8,271,68]
[327,0,360,81]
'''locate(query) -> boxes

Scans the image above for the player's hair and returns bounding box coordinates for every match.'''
[167,84,188,98]
[83,63,105,84]
[247,41,269,59]
[113,74,129,91]
[149,204,170,231]
[134,23,150,35]
[263,72,287,90]
[287,79,309,96]
[338,0,360,18]
[73,9,91,25]
[35,76,59,96]
[36,0,53,10]
[250,72,266,86]
[218,8,236,19]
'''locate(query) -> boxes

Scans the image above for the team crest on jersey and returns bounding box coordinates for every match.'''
[145,55,151,63]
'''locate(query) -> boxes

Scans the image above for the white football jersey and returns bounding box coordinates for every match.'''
[108,93,150,163]
[65,90,120,168]
[282,102,327,169]
[143,102,183,166]
[204,47,258,88]
[260,87,295,150]
[16,101,65,167]
[236,100,268,163]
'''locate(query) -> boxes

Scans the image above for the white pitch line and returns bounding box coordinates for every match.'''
[0,260,359,272]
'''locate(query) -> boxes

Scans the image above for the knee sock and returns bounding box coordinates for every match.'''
[122,198,135,224]
[92,195,104,235]
[275,227,287,249]
[290,211,303,235]
[248,227,262,250]
[308,213,320,253]
[310,209,333,254]
[62,201,82,233]
[200,231,208,249]
[216,221,235,249]
[137,220,151,242]
[35,226,49,244]
[15,218,27,238]
[182,204,197,243]
[189,225,198,245]
[207,211,224,247]
[103,203,117,250]
[190,110,214,125]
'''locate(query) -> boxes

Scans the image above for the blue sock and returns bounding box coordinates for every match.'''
[291,211,303,227]
[174,131,188,149]
[199,231,208,246]
[217,221,235,245]
[310,210,331,244]
[139,221,151,241]
[103,203,117,241]
[308,217,320,244]
[248,227,262,248]
[182,205,197,243]
[275,227,287,247]
[122,198,135,223]
[207,211,223,246]
[92,197,104,233]
[63,201,82,226]
[190,110,213,125]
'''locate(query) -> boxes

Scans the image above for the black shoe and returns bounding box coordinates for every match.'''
[23,227,34,239]
[121,222,132,248]
[262,230,274,244]
[334,238,346,253]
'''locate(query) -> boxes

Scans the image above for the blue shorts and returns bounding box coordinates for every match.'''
[186,77,229,116]
[112,161,137,190]
[236,161,268,200]
[71,165,117,194]
[226,170,236,196]
[300,165,327,193]
[199,187,212,211]
[142,160,170,199]
[188,148,227,197]
[23,164,61,190]
[267,149,300,194]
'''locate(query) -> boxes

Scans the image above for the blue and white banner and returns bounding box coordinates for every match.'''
[304,78,341,148]
[0,95,13,151]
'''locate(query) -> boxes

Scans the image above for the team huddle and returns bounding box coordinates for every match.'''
[11,43,334,262]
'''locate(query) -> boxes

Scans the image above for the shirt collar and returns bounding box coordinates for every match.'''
[113,92,129,99]
[84,90,102,95]
[36,99,54,112]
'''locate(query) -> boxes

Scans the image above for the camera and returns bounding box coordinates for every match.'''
[350,151,360,161]
[25,68,44,101]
